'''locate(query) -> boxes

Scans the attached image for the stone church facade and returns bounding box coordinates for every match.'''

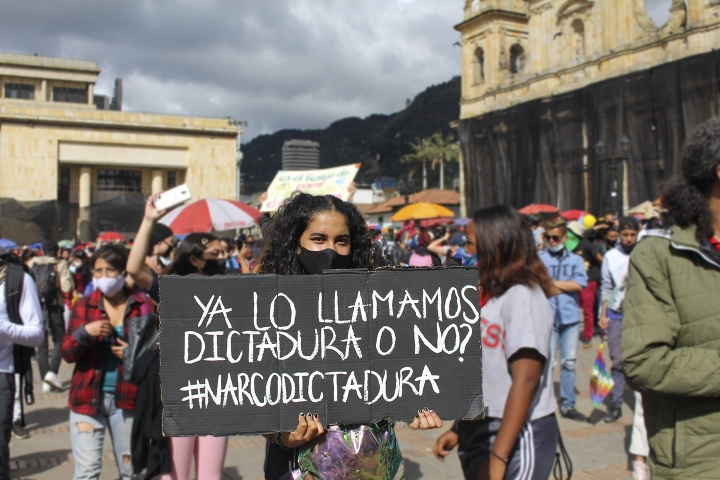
[455,0,720,213]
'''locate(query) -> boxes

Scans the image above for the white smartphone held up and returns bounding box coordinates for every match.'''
[154,184,191,212]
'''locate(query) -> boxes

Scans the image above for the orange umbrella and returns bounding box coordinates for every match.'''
[391,202,455,222]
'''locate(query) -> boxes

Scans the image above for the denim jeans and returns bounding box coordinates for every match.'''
[550,322,580,411]
[37,304,65,379]
[69,392,133,480]
[607,317,624,409]
[0,373,14,480]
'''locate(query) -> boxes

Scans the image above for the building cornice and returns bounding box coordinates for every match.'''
[460,21,720,115]
[455,10,528,31]
[0,105,240,137]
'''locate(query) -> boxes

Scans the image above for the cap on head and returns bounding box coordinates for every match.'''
[449,233,467,246]
[567,221,585,238]
[619,216,640,232]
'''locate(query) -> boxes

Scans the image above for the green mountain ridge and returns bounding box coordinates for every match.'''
[241,76,461,194]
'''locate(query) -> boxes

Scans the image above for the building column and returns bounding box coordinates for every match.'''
[78,167,92,241]
[87,83,94,105]
[40,80,47,101]
[151,169,164,194]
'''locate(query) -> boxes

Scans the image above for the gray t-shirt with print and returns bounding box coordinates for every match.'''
[481,284,556,420]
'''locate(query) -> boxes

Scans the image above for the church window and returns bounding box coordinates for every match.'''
[645,0,672,27]
[572,19,585,61]
[473,47,485,84]
[509,44,525,74]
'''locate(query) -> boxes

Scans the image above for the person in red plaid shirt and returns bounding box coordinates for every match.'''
[61,245,153,480]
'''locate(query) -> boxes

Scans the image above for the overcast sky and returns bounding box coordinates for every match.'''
[0,0,673,141]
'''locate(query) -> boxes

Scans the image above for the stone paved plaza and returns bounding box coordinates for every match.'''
[9,335,636,480]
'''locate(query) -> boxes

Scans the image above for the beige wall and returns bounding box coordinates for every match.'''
[457,0,720,119]
[0,112,238,204]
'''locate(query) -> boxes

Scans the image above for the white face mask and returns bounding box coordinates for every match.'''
[95,275,125,297]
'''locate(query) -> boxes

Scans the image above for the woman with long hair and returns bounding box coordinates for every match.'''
[61,245,154,479]
[433,205,558,480]
[260,193,443,480]
[160,233,229,480]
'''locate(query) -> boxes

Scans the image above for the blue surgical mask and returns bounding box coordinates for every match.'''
[547,244,565,253]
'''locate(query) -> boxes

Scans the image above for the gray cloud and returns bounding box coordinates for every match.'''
[0,0,463,140]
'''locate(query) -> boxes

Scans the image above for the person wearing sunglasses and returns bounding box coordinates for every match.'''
[538,219,589,423]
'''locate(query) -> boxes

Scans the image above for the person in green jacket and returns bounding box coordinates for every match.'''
[622,116,720,479]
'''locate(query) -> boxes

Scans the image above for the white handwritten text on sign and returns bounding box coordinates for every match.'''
[159,268,483,436]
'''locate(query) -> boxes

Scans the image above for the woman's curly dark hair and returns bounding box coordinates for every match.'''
[661,117,720,240]
[260,193,373,275]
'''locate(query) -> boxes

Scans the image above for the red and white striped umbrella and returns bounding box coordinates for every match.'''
[159,198,262,234]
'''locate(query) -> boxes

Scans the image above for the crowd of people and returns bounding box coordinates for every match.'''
[1,116,720,479]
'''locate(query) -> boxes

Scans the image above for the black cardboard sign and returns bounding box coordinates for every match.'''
[159,268,483,436]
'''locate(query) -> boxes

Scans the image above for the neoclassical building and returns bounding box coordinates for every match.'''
[0,52,240,241]
[455,0,720,214]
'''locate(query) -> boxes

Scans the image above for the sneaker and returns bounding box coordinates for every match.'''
[560,407,589,423]
[603,406,622,423]
[43,372,63,390]
[42,382,51,393]
[581,339,593,349]
[11,422,30,439]
[632,459,649,480]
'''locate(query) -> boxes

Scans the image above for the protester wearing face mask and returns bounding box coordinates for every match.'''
[603,227,618,252]
[126,195,176,305]
[70,249,93,297]
[598,217,639,424]
[159,233,228,480]
[61,245,154,479]
[538,219,590,423]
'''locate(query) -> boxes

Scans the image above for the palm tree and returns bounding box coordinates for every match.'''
[400,137,432,190]
[427,132,460,190]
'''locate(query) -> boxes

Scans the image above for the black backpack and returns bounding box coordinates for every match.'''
[31,262,58,305]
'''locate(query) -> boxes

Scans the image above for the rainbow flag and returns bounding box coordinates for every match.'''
[590,343,614,409]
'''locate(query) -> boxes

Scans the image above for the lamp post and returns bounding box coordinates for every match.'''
[228,119,249,201]
[595,136,631,218]
[398,176,415,205]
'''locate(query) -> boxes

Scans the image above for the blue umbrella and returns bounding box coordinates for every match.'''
[454,218,471,226]
[0,238,17,249]
[29,242,43,250]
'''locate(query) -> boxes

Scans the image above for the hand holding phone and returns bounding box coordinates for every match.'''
[154,184,191,212]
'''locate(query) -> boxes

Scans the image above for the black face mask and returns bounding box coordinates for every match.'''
[298,247,352,274]
[606,239,617,248]
[201,258,226,276]
[620,243,635,254]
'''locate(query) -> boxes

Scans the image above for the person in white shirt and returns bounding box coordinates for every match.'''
[0,249,44,480]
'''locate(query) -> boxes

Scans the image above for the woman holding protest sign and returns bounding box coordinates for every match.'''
[433,205,559,480]
[159,233,230,480]
[259,192,444,480]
